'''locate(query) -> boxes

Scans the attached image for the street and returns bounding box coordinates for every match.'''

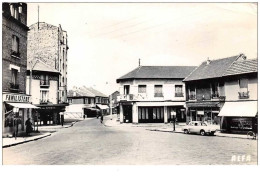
[3,118,257,165]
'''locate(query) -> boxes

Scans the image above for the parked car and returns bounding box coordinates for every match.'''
[182,121,217,136]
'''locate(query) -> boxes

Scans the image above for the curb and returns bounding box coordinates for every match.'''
[3,120,80,148]
[2,133,51,148]
[148,129,255,140]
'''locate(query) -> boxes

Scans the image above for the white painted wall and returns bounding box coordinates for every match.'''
[225,76,257,101]
[118,79,186,101]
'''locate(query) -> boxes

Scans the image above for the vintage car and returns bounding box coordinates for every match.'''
[182,121,218,136]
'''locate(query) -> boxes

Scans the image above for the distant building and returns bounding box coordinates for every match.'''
[184,54,257,133]
[109,91,120,114]
[116,66,196,124]
[27,22,68,104]
[66,86,109,118]
[2,3,38,137]
[26,60,68,125]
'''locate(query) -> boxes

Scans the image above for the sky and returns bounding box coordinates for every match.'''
[27,3,257,96]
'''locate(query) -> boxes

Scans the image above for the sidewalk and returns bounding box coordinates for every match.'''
[2,119,81,148]
[103,116,254,140]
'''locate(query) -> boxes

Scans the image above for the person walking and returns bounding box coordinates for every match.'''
[25,118,33,136]
[100,115,103,124]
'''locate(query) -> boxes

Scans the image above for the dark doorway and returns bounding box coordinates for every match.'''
[123,105,132,123]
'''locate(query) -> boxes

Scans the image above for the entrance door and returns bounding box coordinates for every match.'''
[123,105,132,123]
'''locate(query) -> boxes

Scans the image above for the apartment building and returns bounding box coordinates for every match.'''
[116,66,196,124]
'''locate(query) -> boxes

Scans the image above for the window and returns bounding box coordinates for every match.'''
[189,85,196,100]
[40,90,49,102]
[239,78,249,99]
[211,83,219,98]
[124,85,130,95]
[40,75,49,86]
[10,4,20,20]
[154,85,163,97]
[11,69,18,85]
[239,78,248,91]
[175,85,183,97]
[12,35,19,54]
[138,85,146,93]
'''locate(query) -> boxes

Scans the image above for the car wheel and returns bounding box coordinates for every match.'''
[210,132,215,136]
[184,129,188,134]
[200,130,205,136]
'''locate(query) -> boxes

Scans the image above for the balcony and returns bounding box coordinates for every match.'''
[40,99,50,104]
[40,79,50,87]
[9,83,19,92]
[175,92,184,97]
[211,93,219,99]
[11,50,20,58]
[238,91,249,99]
[188,94,196,100]
[154,93,163,97]
[219,96,226,101]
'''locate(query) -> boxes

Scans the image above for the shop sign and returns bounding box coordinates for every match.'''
[40,106,57,110]
[3,93,30,103]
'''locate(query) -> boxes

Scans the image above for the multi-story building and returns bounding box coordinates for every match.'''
[26,60,67,125]
[218,59,257,133]
[116,66,196,124]
[27,22,68,104]
[2,3,38,137]
[109,90,120,114]
[66,86,109,118]
[183,54,257,133]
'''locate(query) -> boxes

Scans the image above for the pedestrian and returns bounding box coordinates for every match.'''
[100,115,103,124]
[25,118,33,136]
[83,114,85,119]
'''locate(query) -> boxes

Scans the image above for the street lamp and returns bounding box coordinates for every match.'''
[12,107,19,140]
[171,111,176,131]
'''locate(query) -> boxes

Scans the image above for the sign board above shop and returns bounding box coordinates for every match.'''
[3,93,31,103]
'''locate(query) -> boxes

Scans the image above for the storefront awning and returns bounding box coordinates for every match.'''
[96,104,109,110]
[136,102,184,107]
[186,102,219,108]
[7,102,39,109]
[218,101,257,117]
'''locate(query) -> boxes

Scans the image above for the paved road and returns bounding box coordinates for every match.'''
[3,118,257,165]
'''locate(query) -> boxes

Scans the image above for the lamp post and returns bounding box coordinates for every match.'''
[12,107,19,140]
[29,59,39,131]
[171,111,176,131]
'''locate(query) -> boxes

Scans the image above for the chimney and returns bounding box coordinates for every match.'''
[206,57,211,65]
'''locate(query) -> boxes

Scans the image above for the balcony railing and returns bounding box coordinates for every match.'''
[40,79,50,86]
[11,50,20,58]
[40,99,49,104]
[175,92,184,97]
[238,91,249,99]
[154,93,163,97]
[219,96,226,101]
[211,92,219,99]
[189,94,196,100]
[9,83,19,92]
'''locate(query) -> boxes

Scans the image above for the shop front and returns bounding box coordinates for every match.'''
[2,93,39,137]
[186,102,221,124]
[218,101,257,134]
[35,104,68,125]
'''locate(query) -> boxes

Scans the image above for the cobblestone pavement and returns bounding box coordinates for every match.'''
[3,118,257,165]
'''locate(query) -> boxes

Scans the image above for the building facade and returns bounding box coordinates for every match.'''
[110,90,120,114]
[66,86,109,118]
[116,66,196,124]
[218,59,257,134]
[183,54,247,124]
[2,3,38,137]
[26,60,67,125]
[27,22,68,104]
[183,54,257,133]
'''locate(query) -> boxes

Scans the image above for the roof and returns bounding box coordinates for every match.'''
[224,59,258,76]
[183,54,244,82]
[117,66,196,83]
[67,86,107,98]
[27,60,60,74]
